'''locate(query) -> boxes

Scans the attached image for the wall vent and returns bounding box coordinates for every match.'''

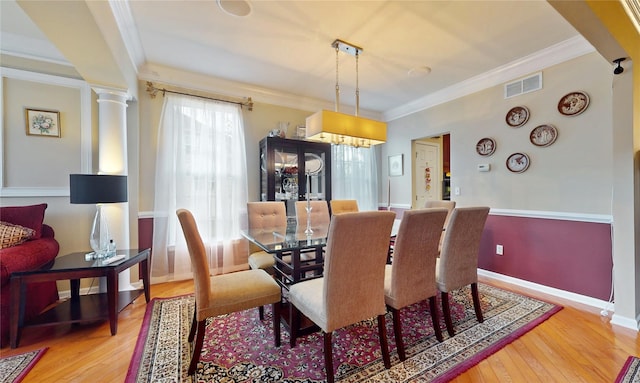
[504,72,542,99]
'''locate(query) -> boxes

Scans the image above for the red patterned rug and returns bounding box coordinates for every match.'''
[0,348,47,383]
[126,283,561,382]
[615,356,640,383]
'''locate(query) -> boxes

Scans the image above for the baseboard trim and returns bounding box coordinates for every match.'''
[479,269,638,332]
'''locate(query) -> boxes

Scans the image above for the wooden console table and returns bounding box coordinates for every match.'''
[10,248,150,348]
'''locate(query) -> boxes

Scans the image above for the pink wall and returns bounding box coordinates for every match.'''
[478,215,612,301]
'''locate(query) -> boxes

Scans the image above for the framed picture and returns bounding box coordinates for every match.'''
[25,108,61,137]
[389,154,403,176]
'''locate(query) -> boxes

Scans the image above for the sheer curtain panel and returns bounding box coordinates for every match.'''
[331,145,379,211]
[152,94,249,283]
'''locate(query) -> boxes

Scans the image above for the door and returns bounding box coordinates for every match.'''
[414,142,441,209]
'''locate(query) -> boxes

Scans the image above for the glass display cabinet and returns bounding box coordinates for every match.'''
[259,137,332,221]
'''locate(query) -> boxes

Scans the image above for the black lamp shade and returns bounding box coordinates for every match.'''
[70,174,128,204]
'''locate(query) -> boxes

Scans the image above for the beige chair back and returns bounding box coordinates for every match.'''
[329,199,359,215]
[385,208,447,309]
[295,200,330,226]
[322,211,395,332]
[436,206,489,293]
[247,201,287,228]
[247,201,287,253]
[176,209,212,317]
[424,200,456,229]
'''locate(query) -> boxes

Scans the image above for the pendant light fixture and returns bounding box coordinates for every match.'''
[305,39,387,148]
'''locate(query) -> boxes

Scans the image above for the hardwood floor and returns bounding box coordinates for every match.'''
[1,276,637,382]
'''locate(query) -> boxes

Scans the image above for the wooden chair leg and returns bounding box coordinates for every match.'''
[188,320,206,376]
[390,307,406,361]
[323,331,335,383]
[441,291,455,337]
[428,296,444,342]
[289,304,299,348]
[272,301,281,347]
[471,283,484,323]
[377,314,391,369]
[188,309,197,342]
[258,305,265,321]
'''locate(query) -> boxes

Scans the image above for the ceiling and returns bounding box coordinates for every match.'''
[1,0,592,120]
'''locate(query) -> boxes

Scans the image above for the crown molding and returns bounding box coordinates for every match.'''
[138,63,385,119]
[383,35,596,122]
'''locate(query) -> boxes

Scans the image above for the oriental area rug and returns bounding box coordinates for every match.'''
[126,284,561,382]
[615,356,640,383]
[0,348,47,383]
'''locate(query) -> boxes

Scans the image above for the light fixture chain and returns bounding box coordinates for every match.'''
[355,51,360,117]
[335,45,340,113]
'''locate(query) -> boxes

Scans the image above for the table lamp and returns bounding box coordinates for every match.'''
[70,174,127,258]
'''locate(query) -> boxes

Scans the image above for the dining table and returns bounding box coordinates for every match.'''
[242,218,401,290]
[242,223,329,290]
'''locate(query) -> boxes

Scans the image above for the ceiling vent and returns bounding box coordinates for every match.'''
[504,72,542,99]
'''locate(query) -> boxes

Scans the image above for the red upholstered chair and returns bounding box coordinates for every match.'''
[0,203,59,347]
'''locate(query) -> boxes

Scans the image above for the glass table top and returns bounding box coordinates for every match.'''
[242,224,328,253]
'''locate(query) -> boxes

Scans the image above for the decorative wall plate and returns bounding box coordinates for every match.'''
[476,137,496,156]
[506,106,530,127]
[506,152,530,173]
[530,124,558,147]
[558,91,589,116]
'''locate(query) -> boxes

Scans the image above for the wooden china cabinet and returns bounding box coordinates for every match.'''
[259,137,331,222]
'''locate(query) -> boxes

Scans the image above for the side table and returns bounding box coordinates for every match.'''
[10,248,150,348]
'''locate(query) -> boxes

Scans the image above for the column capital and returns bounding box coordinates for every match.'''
[91,85,132,103]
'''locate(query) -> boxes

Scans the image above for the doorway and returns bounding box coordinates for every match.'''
[412,134,450,208]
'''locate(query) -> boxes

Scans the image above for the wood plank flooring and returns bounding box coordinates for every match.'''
[1,276,637,382]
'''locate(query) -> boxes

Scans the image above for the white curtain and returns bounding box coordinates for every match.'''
[331,145,379,211]
[151,94,249,283]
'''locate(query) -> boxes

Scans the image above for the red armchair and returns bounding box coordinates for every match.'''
[0,204,60,347]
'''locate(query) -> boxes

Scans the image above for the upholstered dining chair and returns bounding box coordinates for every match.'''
[424,200,456,252]
[176,209,282,376]
[247,201,287,319]
[288,211,396,383]
[329,199,359,215]
[384,208,448,361]
[436,206,490,337]
[295,200,331,227]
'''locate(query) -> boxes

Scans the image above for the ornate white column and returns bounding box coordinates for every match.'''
[93,87,133,290]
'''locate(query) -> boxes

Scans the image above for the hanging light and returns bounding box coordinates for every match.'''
[305,39,387,148]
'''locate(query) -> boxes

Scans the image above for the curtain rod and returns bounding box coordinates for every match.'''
[145,81,253,111]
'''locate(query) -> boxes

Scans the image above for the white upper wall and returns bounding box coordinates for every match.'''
[383,52,613,215]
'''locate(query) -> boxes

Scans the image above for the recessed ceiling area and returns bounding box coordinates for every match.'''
[1,0,587,119]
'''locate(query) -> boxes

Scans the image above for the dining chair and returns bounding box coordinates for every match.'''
[436,206,490,337]
[176,209,282,375]
[295,200,331,227]
[424,200,456,252]
[384,208,448,361]
[329,199,359,215]
[247,201,287,319]
[288,211,396,383]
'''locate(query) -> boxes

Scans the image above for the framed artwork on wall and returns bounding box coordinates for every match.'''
[25,108,61,137]
[389,154,404,176]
